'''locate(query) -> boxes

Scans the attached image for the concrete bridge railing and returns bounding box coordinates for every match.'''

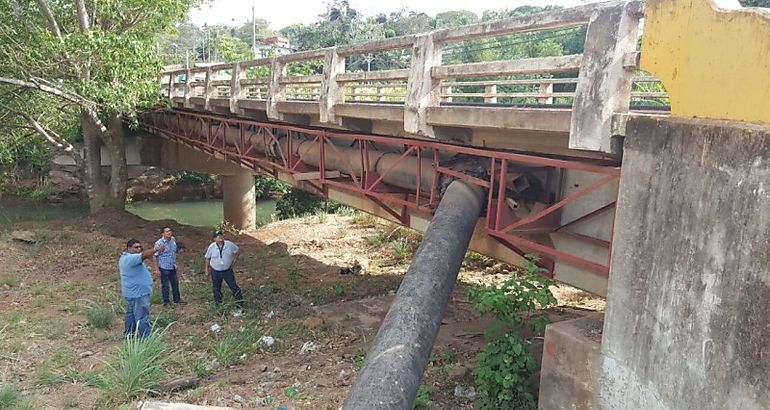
[160,0,665,156]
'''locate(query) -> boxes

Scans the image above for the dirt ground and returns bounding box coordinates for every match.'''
[0,209,603,409]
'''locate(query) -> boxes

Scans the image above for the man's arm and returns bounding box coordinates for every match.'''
[142,245,164,261]
[152,255,160,275]
[205,258,211,276]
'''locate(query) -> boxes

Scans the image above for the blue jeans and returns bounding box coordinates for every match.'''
[211,268,243,308]
[124,294,151,337]
[159,267,181,304]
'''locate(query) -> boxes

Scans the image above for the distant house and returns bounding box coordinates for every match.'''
[257,36,294,57]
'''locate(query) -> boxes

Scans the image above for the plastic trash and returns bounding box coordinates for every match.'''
[210,323,221,333]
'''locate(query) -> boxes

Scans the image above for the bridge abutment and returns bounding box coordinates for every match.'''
[222,171,257,231]
[540,116,770,409]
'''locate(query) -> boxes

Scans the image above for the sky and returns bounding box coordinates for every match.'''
[188,0,596,30]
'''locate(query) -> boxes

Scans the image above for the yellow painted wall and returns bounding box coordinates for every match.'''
[641,0,770,124]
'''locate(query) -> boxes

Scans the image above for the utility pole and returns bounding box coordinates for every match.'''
[185,49,190,69]
[252,5,257,59]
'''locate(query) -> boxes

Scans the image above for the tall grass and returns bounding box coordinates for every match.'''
[213,330,258,367]
[102,326,172,400]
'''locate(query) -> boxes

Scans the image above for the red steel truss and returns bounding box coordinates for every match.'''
[137,109,620,276]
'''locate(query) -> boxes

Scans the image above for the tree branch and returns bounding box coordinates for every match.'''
[35,0,62,37]
[0,76,92,106]
[76,0,90,33]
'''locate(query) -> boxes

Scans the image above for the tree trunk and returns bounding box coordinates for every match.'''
[80,110,128,212]
[81,112,107,211]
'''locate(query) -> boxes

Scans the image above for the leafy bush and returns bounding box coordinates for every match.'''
[176,171,217,184]
[275,189,340,219]
[254,175,290,199]
[467,255,557,409]
[102,327,172,400]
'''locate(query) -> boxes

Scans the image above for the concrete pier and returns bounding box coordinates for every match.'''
[598,116,770,409]
[222,171,256,230]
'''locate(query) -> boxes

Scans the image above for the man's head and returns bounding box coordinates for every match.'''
[126,239,143,254]
[161,226,173,240]
[212,230,224,244]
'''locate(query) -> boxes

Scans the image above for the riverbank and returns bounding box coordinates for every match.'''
[0,207,602,409]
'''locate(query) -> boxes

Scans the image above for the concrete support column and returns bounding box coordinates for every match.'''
[599,116,770,409]
[222,171,256,230]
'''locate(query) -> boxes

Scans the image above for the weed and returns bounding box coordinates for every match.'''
[86,242,109,254]
[102,327,172,400]
[467,255,557,410]
[284,386,300,400]
[80,372,107,388]
[366,234,384,246]
[8,340,24,353]
[63,397,80,409]
[315,210,328,224]
[352,211,378,226]
[335,227,348,238]
[412,385,435,409]
[212,329,257,367]
[153,310,178,329]
[61,282,80,293]
[0,275,18,288]
[333,283,345,298]
[0,384,25,409]
[189,256,206,274]
[28,283,47,297]
[193,359,212,379]
[391,239,412,260]
[83,301,115,329]
[287,270,303,289]
[442,346,456,362]
[186,387,206,402]
[353,353,366,370]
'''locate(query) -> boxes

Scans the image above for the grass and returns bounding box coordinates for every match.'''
[84,301,115,329]
[62,397,80,409]
[212,329,258,367]
[28,283,47,297]
[0,384,33,410]
[0,275,18,288]
[102,328,172,401]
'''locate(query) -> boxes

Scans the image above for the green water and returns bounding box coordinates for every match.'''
[127,199,278,227]
[0,199,277,228]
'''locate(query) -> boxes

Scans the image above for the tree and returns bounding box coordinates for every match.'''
[739,0,770,6]
[0,0,197,211]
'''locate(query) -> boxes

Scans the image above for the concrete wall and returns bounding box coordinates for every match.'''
[599,116,770,409]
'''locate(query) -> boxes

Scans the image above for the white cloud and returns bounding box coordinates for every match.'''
[188,0,595,30]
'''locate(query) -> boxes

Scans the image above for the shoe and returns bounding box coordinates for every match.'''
[174,301,186,305]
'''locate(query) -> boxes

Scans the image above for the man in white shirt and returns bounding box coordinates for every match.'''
[204,230,244,309]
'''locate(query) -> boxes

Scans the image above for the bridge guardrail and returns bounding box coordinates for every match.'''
[159,0,668,155]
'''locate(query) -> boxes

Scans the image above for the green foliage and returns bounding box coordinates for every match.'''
[254,175,290,199]
[177,172,217,184]
[740,0,770,6]
[412,385,435,409]
[102,327,173,400]
[275,189,340,219]
[467,255,557,409]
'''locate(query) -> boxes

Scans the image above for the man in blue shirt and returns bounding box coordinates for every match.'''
[119,239,165,337]
[205,230,243,310]
[152,226,182,306]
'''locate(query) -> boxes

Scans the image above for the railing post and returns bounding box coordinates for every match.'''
[569,1,643,153]
[267,57,286,121]
[203,67,214,111]
[404,33,442,138]
[183,69,193,109]
[539,82,554,105]
[320,48,345,124]
[484,84,497,104]
[442,85,453,103]
[230,62,246,115]
[167,75,173,99]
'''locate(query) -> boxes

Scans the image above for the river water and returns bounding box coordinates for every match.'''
[1,199,277,227]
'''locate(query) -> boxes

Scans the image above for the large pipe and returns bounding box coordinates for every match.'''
[343,180,485,409]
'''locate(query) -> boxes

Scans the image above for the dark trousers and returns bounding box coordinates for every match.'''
[211,268,243,308]
[159,267,181,304]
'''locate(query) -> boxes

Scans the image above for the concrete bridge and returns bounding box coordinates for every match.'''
[135,0,770,409]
